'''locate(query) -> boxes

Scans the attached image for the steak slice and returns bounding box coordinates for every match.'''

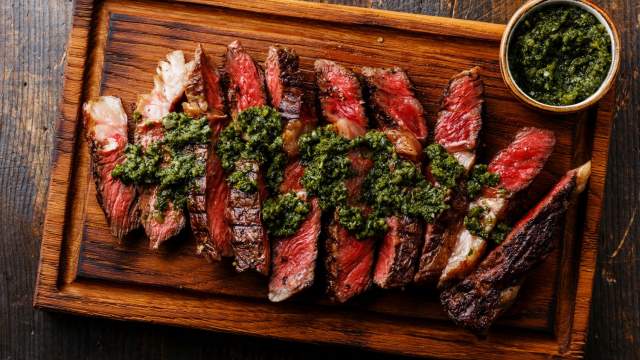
[269,161,321,302]
[440,162,591,333]
[135,50,193,249]
[414,68,484,284]
[83,96,140,240]
[373,215,423,289]
[361,66,427,142]
[325,149,375,302]
[439,127,556,286]
[265,46,303,121]
[182,44,231,260]
[226,160,270,275]
[225,40,267,120]
[315,59,367,139]
[325,211,377,303]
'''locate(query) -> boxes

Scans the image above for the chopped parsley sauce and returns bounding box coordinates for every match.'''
[299,126,448,239]
[216,106,286,193]
[262,192,310,237]
[509,4,612,105]
[425,144,465,189]
[112,112,210,213]
[466,164,500,199]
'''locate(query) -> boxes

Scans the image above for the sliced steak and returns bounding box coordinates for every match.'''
[135,50,193,249]
[433,67,483,170]
[269,161,321,302]
[415,68,484,284]
[440,162,591,333]
[361,66,427,142]
[265,46,303,121]
[183,44,231,260]
[325,148,375,302]
[315,59,367,139]
[226,160,270,275]
[83,96,140,240]
[439,127,556,286]
[325,211,377,303]
[225,40,267,120]
[373,215,423,289]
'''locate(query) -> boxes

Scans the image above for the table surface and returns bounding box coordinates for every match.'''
[1,0,638,359]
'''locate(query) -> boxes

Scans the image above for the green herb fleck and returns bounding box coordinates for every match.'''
[262,192,311,237]
[466,164,500,199]
[464,205,489,239]
[425,143,465,189]
[491,223,511,244]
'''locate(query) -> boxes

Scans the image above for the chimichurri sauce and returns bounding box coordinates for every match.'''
[112,112,210,213]
[509,4,612,105]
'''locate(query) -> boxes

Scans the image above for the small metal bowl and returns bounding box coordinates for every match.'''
[499,0,620,114]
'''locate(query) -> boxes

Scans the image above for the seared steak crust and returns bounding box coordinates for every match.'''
[83,96,140,240]
[265,46,304,121]
[440,163,590,333]
[373,216,423,289]
[226,160,270,275]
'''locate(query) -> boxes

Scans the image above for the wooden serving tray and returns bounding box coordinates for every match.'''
[34,0,614,358]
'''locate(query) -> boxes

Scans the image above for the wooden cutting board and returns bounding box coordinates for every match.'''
[34,0,614,358]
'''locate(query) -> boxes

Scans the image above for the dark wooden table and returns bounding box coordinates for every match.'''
[1,0,637,358]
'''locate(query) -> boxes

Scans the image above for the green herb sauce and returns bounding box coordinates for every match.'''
[509,4,612,105]
[425,144,465,189]
[466,164,500,199]
[262,192,311,237]
[464,205,489,239]
[298,126,448,239]
[490,223,511,244]
[112,112,210,213]
[216,106,286,193]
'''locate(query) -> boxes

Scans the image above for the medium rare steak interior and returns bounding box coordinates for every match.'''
[440,162,591,333]
[83,96,140,240]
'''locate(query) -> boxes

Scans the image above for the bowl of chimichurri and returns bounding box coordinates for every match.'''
[499,0,620,113]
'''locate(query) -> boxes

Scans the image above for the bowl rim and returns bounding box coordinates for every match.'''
[499,0,621,114]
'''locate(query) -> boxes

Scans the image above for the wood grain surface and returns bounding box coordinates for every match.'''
[1,0,638,359]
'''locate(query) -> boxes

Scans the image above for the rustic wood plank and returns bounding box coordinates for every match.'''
[1,1,638,360]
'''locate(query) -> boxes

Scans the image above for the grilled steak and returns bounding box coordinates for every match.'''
[440,162,591,333]
[373,216,423,289]
[315,59,368,139]
[414,68,484,284]
[269,161,321,302]
[83,96,140,240]
[325,149,375,302]
[325,211,377,303]
[135,50,193,249]
[361,66,427,142]
[224,41,271,274]
[182,44,231,260]
[226,160,270,275]
[439,127,556,286]
[225,40,267,120]
[206,121,234,259]
[265,46,303,121]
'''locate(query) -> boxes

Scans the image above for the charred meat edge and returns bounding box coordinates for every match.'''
[83,96,140,240]
[224,40,270,274]
[134,50,194,249]
[439,127,556,287]
[440,162,591,334]
[373,215,423,289]
[182,44,232,261]
[414,68,484,284]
